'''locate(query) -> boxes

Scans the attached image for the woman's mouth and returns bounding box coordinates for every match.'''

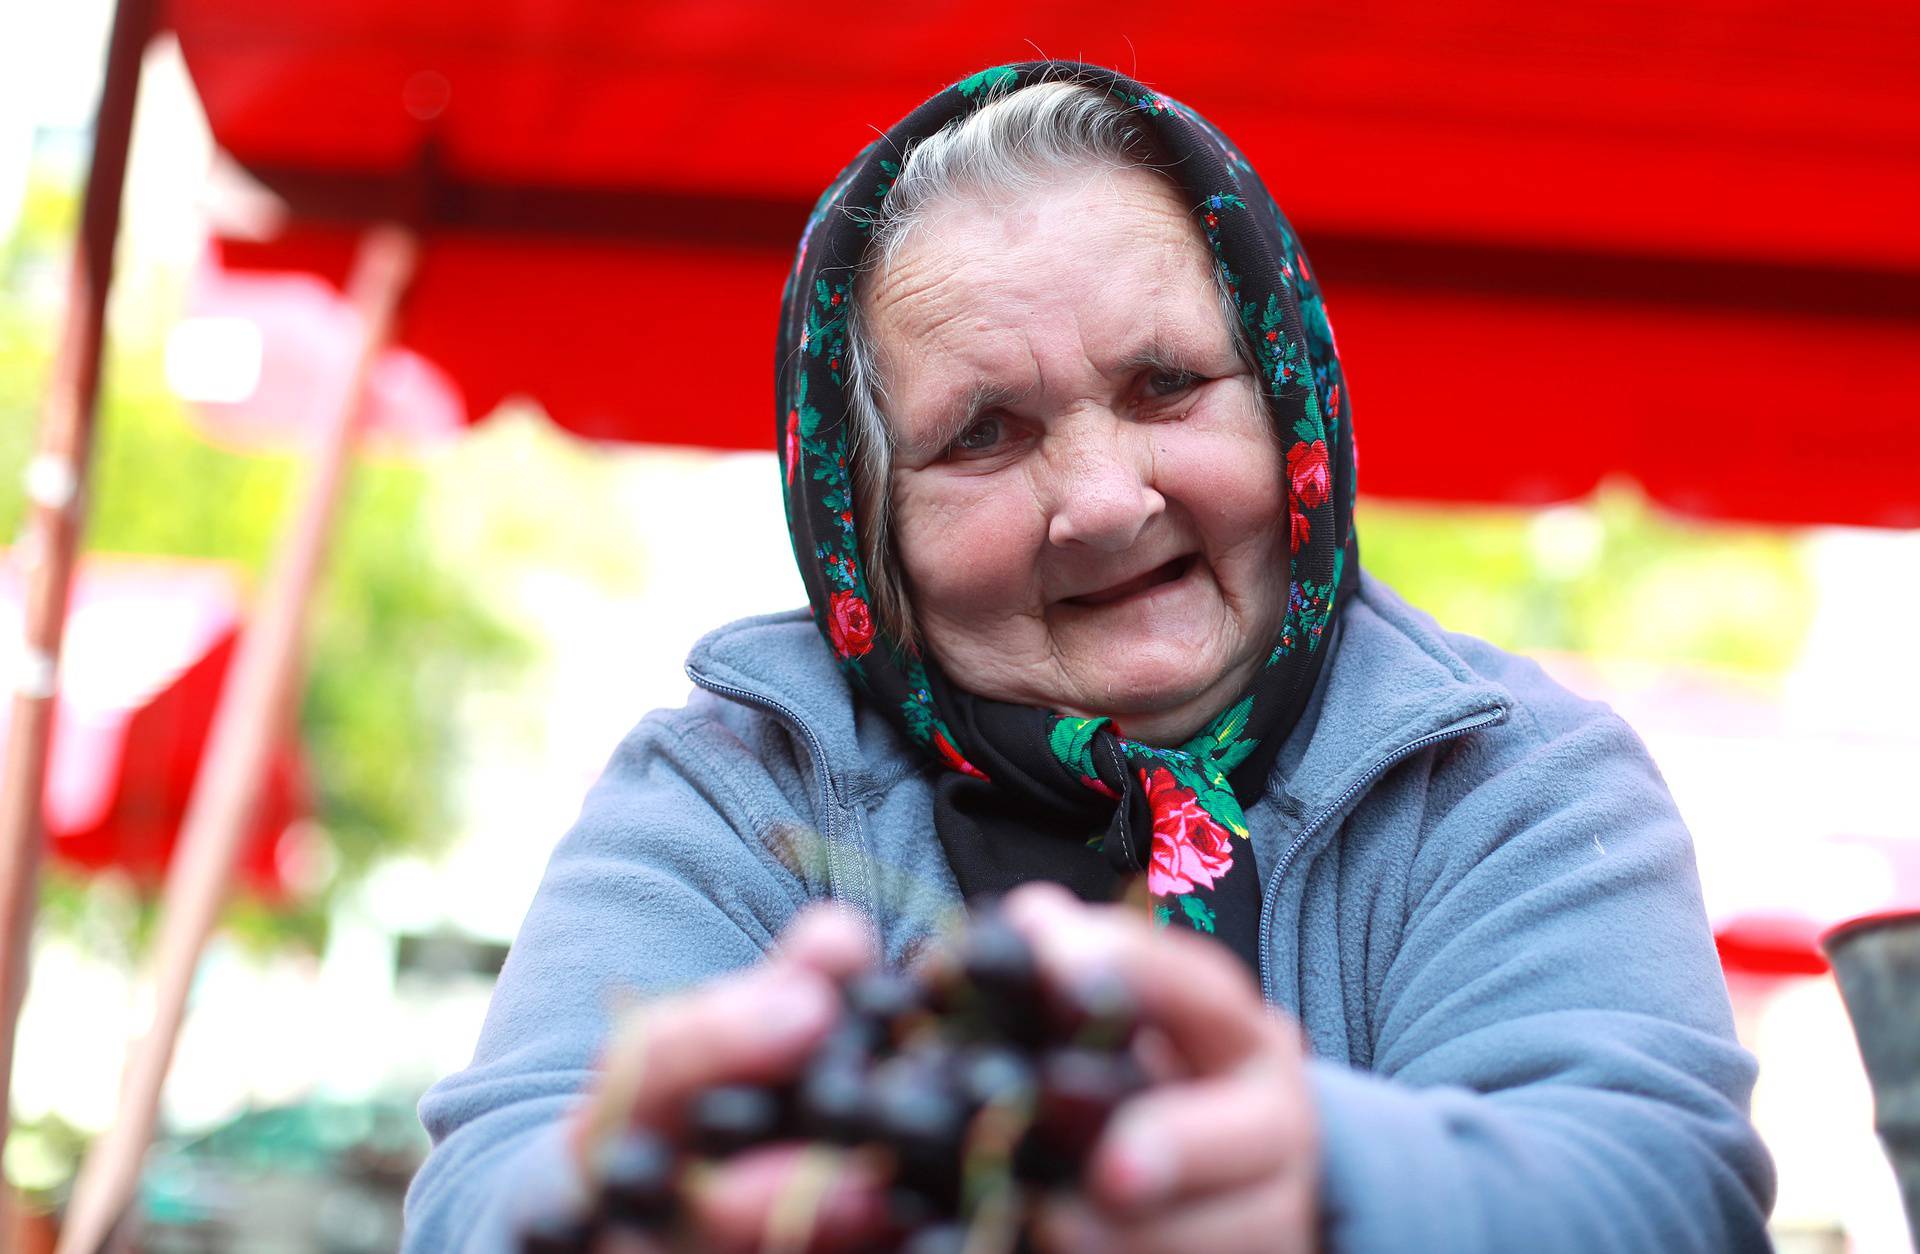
[1064,555,1198,608]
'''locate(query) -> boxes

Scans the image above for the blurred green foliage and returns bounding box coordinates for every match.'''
[1361,490,1813,676]
[3,174,528,953]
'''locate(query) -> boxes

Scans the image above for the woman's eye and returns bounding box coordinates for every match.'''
[951,416,1004,454]
[1147,370,1199,398]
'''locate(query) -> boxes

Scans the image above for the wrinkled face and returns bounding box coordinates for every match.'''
[869,165,1289,745]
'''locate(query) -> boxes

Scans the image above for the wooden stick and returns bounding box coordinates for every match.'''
[54,225,418,1254]
[0,0,158,1160]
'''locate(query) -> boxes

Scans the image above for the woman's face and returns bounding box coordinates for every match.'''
[869,165,1288,745]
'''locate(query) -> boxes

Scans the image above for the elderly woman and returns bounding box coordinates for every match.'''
[405,63,1773,1252]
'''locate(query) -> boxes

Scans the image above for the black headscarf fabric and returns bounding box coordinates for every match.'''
[775,62,1357,973]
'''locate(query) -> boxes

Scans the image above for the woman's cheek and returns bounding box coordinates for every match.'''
[894,479,1043,612]
[1160,423,1286,535]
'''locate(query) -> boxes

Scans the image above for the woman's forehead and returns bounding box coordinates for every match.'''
[866,169,1229,385]
[887,165,1204,285]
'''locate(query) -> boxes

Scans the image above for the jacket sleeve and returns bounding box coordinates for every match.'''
[401,694,822,1252]
[1307,700,1775,1252]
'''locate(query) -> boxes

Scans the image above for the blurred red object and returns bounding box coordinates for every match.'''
[1716,914,1835,977]
[172,251,465,452]
[1715,833,1920,978]
[164,0,1920,522]
[0,555,308,898]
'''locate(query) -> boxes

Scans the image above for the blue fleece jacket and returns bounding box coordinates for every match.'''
[403,573,1775,1251]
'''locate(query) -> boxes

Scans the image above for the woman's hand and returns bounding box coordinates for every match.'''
[1004,883,1320,1254]
[570,904,888,1251]
[564,889,1315,1253]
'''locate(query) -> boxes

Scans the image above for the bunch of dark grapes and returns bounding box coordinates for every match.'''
[519,909,1145,1252]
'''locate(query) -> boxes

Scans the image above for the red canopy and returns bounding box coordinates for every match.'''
[0,555,308,897]
[168,0,1920,524]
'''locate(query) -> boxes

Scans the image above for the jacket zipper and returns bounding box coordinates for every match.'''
[1257,708,1507,1008]
[685,667,874,926]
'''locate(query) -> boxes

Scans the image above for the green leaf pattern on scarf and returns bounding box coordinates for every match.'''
[900,659,989,780]
[805,278,850,387]
[1179,895,1218,934]
[1047,715,1109,783]
[955,65,1019,97]
[1043,694,1262,858]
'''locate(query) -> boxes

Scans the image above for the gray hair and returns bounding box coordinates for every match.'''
[845,80,1243,647]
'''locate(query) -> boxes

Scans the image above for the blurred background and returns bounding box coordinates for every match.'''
[2,1,1916,1250]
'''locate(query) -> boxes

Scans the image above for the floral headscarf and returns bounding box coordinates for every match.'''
[776,61,1357,971]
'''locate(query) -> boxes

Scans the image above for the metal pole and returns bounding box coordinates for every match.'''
[0,0,159,1156]
[54,225,418,1254]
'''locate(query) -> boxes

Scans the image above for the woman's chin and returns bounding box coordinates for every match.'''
[1058,652,1246,741]
[1034,620,1262,735]
[1052,625,1245,714]
[928,570,1269,738]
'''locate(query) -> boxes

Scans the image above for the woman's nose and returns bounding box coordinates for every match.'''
[1044,425,1165,551]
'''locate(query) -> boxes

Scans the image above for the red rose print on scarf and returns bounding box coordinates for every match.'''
[933,731,991,782]
[1287,438,1330,554]
[827,589,876,659]
[1141,766,1235,896]
[1289,501,1311,553]
[1078,774,1118,800]
[1289,439,1330,509]
[784,410,800,486]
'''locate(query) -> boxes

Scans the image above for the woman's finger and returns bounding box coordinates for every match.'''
[680,1143,890,1253]
[588,1228,670,1254]
[579,962,839,1164]
[776,902,876,982]
[1002,882,1277,1075]
[1036,1162,1316,1254]
[590,901,877,1154]
[1082,1059,1316,1217]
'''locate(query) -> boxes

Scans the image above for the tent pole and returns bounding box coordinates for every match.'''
[54,225,418,1254]
[0,0,158,1160]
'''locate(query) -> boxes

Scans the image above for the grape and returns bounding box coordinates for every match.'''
[521,906,1155,1253]
[957,1044,1036,1111]
[885,1184,939,1237]
[595,1130,678,1230]
[1054,968,1140,1050]
[686,1082,787,1158]
[797,1054,871,1145]
[900,1221,970,1254]
[954,916,1048,1047]
[1013,1047,1143,1187]
[515,1210,593,1254]
[868,1054,968,1207]
[846,968,926,1032]
[818,1004,888,1060]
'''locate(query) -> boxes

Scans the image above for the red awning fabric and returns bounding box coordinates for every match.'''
[0,555,308,897]
[167,1,1920,525]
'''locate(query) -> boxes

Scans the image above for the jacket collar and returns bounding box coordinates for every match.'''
[1270,571,1512,823]
[683,608,872,784]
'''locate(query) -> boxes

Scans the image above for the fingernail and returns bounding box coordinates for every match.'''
[1104,1122,1175,1205]
[1017,904,1113,982]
